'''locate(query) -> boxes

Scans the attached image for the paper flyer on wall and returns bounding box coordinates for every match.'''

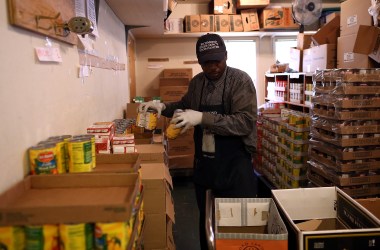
[75,0,99,38]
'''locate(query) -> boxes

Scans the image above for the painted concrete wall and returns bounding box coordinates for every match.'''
[0,0,130,193]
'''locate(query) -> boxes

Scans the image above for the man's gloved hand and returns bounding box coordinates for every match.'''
[171,109,203,133]
[138,101,166,118]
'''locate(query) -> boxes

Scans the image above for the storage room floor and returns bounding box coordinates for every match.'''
[172,174,201,250]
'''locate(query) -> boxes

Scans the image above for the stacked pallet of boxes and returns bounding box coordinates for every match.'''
[337,0,380,68]
[308,69,380,198]
[160,68,195,170]
[260,106,310,189]
[261,115,281,186]
[277,109,310,189]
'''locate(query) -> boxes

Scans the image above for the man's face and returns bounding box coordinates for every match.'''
[200,53,227,80]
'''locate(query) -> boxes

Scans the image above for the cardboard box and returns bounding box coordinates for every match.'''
[140,163,175,250]
[237,0,270,9]
[200,15,215,32]
[164,18,183,33]
[159,77,189,87]
[140,163,174,216]
[229,15,244,32]
[159,86,188,102]
[144,215,175,250]
[272,187,380,250]
[340,0,373,37]
[289,47,303,72]
[312,14,340,45]
[297,33,312,50]
[165,153,194,169]
[126,102,140,119]
[165,137,195,156]
[0,173,139,226]
[185,15,200,33]
[95,153,140,173]
[356,198,380,222]
[260,7,298,29]
[213,0,236,14]
[214,198,288,250]
[135,144,165,163]
[353,25,380,64]
[302,44,336,73]
[215,14,230,32]
[338,34,374,68]
[241,9,260,31]
[162,68,193,79]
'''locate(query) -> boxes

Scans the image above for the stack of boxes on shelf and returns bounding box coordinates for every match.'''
[180,0,298,33]
[308,69,380,198]
[289,12,340,74]
[290,0,380,74]
[338,0,380,68]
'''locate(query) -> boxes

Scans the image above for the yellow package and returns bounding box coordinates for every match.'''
[0,226,25,250]
[25,224,59,250]
[59,223,93,250]
[95,222,128,250]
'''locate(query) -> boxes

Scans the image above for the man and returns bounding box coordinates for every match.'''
[139,33,257,249]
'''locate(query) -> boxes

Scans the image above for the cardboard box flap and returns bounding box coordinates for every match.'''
[0,173,139,226]
[353,25,380,55]
[140,163,173,189]
[272,187,337,221]
[296,219,322,231]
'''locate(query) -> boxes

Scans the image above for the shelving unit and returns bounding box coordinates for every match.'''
[265,72,314,113]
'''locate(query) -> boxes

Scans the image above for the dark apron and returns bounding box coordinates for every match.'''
[193,71,256,197]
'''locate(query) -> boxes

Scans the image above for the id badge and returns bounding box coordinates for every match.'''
[202,129,215,155]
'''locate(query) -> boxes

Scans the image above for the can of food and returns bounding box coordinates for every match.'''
[166,109,183,140]
[0,226,25,250]
[94,222,130,250]
[73,135,96,169]
[41,138,66,174]
[59,223,94,250]
[29,143,58,175]
[136,108,158,130]
[67,137,93,173]
[25,225,59,250]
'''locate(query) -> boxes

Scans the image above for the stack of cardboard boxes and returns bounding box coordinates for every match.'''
[140,163,176,250]
[159,68,195,170]
[337,0,380,68]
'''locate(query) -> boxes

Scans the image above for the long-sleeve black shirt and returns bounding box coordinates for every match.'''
[161,66,257,154]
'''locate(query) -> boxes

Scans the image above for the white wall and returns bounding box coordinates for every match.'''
[0,0,129,193]
[135,36,275,107]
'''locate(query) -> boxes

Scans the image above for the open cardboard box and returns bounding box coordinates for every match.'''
[135,144,165,163]
[214,198,288,250]
[272,187,380,250]
[95,153,140,173]
[0,173,139,226]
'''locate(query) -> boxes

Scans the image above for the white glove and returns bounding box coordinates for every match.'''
[138,101,166,118]
[171,109,203,134]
